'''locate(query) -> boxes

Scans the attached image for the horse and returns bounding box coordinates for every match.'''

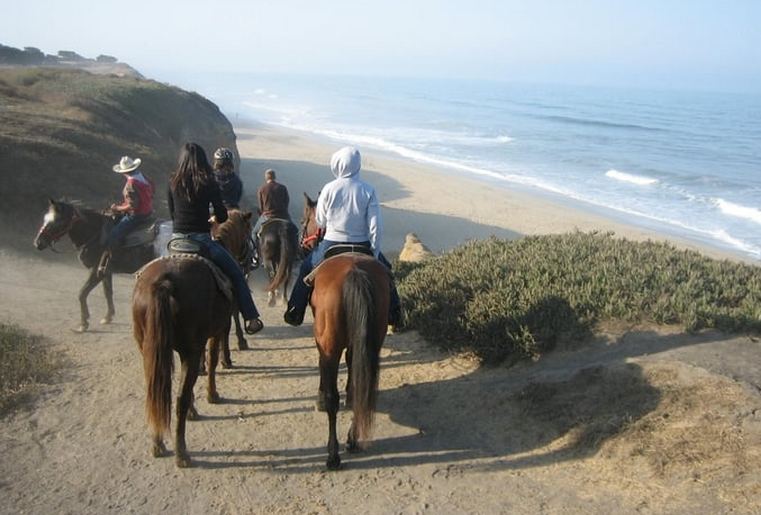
[34,199,163,332]
[258,217,299,307]
[299,193,322,256]
[311,254,391,470]
[301,193,391,469]
[132,255,232,468]
[211,209,255,365]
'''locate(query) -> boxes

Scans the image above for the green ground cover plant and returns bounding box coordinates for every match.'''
[0,322,58,414]
[396,232,761,364]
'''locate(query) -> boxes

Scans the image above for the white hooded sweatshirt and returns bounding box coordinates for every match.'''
[316,147,382,253]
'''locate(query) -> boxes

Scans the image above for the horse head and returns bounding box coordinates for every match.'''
[300,192,322,254]
[34,199,78,250]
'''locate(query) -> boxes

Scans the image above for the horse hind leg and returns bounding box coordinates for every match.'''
[318,352,341,470]
[76,269,101,332]
[232,308,248,351]
[206,336,222,404]
[175,350,201,468]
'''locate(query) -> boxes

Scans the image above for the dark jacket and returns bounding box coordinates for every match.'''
[257,180,290,219]
[213,170,243,209]
[168,180,228,234]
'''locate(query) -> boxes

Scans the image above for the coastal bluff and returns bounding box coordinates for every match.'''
[0,67,238,249]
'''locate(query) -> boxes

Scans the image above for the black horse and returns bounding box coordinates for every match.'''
[258,218,299,307]
[34,199,163,332]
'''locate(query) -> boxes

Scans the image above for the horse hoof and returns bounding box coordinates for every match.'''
[175,454,193,468]
[326,455,341,471]
[237,339,249,351]
[207,392,221,404]
[151,442,167,458]
[315,399,327,412]
[100,317,113,325]
[73,324,88,333]
[346,440,361,453]
[268,296,277,308]
[221,359,233,369]
[187,407,200,421]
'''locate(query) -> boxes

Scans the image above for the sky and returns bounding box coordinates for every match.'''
[1,0,760,93]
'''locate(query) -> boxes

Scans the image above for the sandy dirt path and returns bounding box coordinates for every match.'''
[2,250,761,514]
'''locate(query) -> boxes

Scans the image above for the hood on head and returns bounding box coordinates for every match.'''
[330,147,361,179]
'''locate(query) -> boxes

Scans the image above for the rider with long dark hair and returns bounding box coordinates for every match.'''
[168,142,263,335]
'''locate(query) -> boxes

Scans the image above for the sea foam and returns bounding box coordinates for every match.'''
[714,199,761,226]
[605,170,659,186]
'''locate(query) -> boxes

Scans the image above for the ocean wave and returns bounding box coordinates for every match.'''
[541,114,664,132]
[714,199,761,226]
[605,169,659,186]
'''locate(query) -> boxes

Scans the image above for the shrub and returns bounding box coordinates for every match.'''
[0,323,58,414]
[396,232,761,364]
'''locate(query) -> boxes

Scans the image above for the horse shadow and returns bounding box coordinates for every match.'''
[192,326,737,472]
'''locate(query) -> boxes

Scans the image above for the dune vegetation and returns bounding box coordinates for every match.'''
[397,232,761,364]
[0,323,58,414]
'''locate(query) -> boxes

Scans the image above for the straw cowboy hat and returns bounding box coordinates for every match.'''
[112,156,142,173]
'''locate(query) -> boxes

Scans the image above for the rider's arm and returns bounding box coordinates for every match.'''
[315,190,328,229]
[113,180,138,213]
[367,189,382,256]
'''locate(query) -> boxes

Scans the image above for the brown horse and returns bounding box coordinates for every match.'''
[34,199,162,332]
[212,209,254,363]
[132,255,232,468]
[258,218,299,307]
[311,253,391,470]
[299,193,322,255]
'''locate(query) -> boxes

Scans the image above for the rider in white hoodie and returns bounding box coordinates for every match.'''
[284,146,401,326]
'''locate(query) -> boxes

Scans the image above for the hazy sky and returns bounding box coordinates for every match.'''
[1,0,759,92]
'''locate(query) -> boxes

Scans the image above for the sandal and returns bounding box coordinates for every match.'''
[245,318,264,335]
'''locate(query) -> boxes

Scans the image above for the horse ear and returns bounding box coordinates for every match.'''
[48,198,56,206]
[244,212,253,221]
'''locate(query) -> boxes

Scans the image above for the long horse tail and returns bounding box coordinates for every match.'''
[143,274,175,440]
[344,266,381,443]
[267,222,292,293]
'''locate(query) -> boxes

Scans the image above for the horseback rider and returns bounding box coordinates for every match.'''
[212,147,243,209]
[168,142,263,335]
[98,155,154,276]
[251,168,296,267]
[283,146,402,327]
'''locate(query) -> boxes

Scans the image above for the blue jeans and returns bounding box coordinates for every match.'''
[177,232,260,320]
[288,239,401,322]
[106,213,149,248]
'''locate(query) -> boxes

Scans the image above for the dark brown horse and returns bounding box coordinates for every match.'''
[311,254,390,470]
[212,209,254,363]
[132,255,232,468]
[34,199,161,332]
[258,217,299,307]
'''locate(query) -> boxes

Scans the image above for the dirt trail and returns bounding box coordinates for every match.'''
[2,250,761,514]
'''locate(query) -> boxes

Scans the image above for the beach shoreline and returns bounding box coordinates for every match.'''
[234,120,751,264]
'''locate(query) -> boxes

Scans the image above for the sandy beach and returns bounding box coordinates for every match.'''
[233,123,745,262]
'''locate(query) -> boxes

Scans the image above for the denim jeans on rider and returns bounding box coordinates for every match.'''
[105,213,150,249]
[178,232,260,321]
[287,239,401,323]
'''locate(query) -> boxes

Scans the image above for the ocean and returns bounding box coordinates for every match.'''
[161,72,761,260]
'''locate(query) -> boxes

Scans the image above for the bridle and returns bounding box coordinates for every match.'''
[37,206,81,249]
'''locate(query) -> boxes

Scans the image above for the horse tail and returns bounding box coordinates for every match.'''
[344,266,381,444]
[143,274,175,440]
[267,222,292,293]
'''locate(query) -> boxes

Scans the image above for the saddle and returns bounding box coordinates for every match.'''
[257,217,293,239]
[101,216,161,248]
[135,254,233,303]
[304,243,375,286]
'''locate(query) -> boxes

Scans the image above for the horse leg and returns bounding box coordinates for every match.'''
[175,351,201,468]
[319,351,341,470]
[100,271,115,325]
[232,309,248,351]
[206,336,221,404]
[77,269,101,332]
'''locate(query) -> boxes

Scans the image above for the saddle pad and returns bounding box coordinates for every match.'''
[135,255,233,302]
[123,223,158,248]
[304,252,375,286]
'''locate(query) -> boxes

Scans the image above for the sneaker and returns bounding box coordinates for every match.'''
[244,318,264,335]
[283,306,305,326]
